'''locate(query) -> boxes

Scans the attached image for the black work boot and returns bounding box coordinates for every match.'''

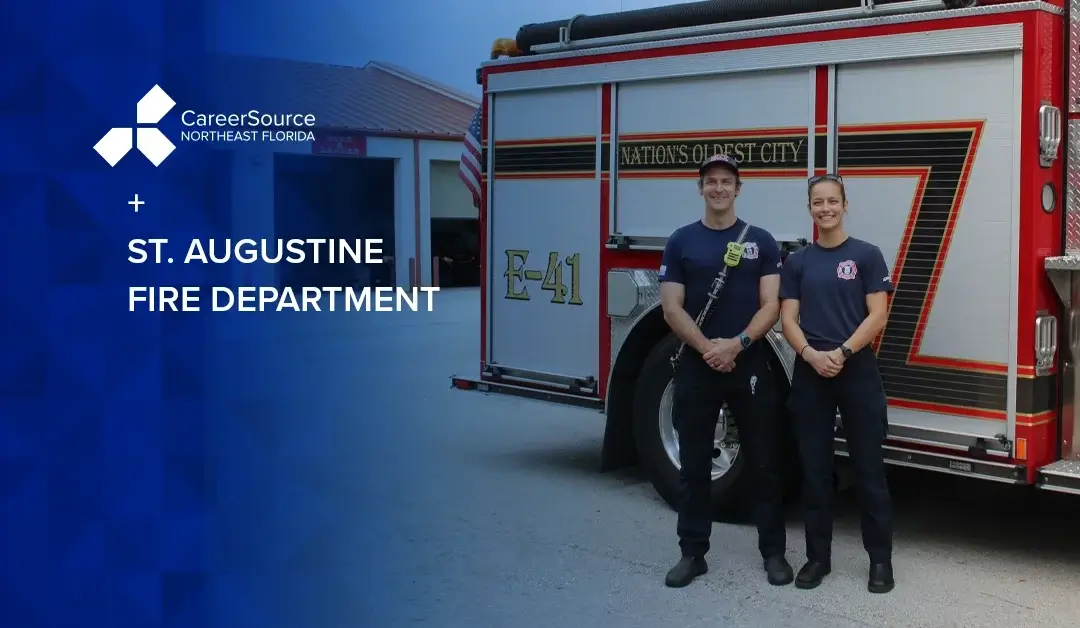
[868,561,894,593]
[794,560,831,589]
[664,556,708,588]
[763,555,794,586]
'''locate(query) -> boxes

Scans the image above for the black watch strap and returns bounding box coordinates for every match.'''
[841,344,853,358]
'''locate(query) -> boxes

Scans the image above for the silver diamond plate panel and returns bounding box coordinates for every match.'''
[609,268,661,367]
[1044,255,1080,306]
[1068,120,1080,253]
[767,328,797,381]
[1040,459,1080,475]
[1044,254,1080,271]
[1072,0,1080,112]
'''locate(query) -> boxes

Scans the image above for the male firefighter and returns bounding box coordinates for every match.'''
[778,173,895,594]
[658,153,792,588]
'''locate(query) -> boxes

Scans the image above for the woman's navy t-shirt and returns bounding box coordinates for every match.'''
[658,218,782,341]
[778,236,893,351]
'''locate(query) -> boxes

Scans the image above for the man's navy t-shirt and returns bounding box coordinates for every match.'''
[659,219,782,341]
[778,237,893,351]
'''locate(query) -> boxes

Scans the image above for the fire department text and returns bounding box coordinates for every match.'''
[127,238,385,265]
[129,286,439,312]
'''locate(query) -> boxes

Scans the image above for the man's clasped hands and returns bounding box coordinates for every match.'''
[703,338,848,378]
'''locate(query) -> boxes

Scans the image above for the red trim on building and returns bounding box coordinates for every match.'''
[412,138,423,289]
[362,130,466,142]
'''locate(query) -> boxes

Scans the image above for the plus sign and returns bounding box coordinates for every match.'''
[129,194,145,213]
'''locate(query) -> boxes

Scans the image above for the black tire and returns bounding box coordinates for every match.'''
[631,334,746,516]
[631,333,798,518]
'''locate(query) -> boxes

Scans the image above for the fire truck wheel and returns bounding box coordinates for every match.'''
[632,334,749,517]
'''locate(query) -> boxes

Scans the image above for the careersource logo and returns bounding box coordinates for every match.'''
[94,85,177,167]
[94,84,319,167]
[180,110,317,144]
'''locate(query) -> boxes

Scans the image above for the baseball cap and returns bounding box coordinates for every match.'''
[698,153,740,177]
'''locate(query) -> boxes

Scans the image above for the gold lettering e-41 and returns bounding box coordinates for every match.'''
[503,249,583,305]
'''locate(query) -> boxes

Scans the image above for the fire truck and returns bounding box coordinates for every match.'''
[451,0,1080,514]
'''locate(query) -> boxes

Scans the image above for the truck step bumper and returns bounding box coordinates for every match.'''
[450,375,605,411]
[835,437,1027,484]
[1036,459,1080,495]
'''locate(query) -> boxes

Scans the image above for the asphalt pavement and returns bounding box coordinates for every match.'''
[237,286,1080,628]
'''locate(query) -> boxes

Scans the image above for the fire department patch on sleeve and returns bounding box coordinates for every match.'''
[837,260,858,280]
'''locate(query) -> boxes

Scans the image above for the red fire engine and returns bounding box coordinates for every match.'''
[453,0,1080,514]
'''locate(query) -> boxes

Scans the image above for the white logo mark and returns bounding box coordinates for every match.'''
[94,85,177,167]
[750,375,758,395]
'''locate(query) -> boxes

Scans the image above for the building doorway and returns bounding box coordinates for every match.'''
[273,153,397,289]
[429,160,479,288]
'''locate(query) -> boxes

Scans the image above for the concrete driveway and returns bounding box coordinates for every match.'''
[215,286,1080,628]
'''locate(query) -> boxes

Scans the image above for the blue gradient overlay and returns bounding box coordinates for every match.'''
[2,1,409,626]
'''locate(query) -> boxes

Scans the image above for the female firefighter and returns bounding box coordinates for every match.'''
[777,173,896,594]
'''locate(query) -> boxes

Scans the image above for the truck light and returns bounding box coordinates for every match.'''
[490,38,521,59]
[1042,183,1056,214]
[1035,313,1059,376]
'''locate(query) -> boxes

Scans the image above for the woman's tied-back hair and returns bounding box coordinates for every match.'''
[808,173,847,203]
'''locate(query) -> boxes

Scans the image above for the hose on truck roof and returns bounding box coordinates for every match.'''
[513,0,966,54]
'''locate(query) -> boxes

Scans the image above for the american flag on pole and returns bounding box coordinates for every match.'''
[459,107,483,208]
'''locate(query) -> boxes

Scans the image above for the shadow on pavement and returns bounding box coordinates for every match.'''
[491,438,1080,569]
[833,466,1080,566]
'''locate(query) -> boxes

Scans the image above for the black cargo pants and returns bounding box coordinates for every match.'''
[789,348,893,564]
[672,343,786,559]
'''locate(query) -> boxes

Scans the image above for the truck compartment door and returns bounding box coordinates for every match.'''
[611,69,815,248]
[832,51,1021,451]
[485,87,603,393]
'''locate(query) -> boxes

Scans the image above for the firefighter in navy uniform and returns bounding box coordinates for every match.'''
[778,173,896,594]
[658,154,794,589]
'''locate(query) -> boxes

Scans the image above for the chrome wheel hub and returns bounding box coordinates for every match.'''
[658,380,741,481]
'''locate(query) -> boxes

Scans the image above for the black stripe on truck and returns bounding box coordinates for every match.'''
[490,142,597,175]
[831,124,1014,418]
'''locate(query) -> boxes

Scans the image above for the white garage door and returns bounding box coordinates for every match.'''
[430,160,478,220]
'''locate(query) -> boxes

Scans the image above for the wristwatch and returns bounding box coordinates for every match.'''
[840,344,853,359]
[738,333,752,349]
